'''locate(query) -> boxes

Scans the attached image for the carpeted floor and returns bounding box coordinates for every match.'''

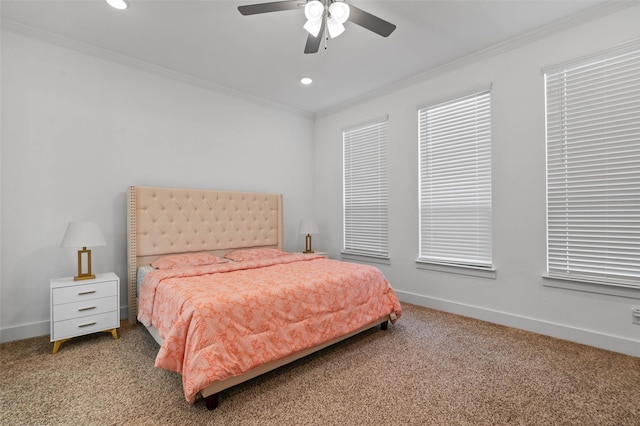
[1,303,639,425]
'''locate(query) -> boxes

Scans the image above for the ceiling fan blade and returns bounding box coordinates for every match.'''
[238,0,302,16]
[347,5,396,37]
[304,19,325,54]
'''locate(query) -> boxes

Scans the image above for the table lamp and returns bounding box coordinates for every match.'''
[298,218,319,253]
[61,221,107,281]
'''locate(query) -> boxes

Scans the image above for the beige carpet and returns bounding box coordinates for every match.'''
[1,303,639,425]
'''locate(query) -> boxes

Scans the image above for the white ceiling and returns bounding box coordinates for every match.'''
[0,0,628,116]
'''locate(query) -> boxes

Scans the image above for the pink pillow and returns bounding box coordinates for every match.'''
[151,252,226,269]
[224,248,287,262]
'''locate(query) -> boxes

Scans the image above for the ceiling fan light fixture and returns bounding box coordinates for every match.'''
[304,1,324,21]
[237,0,395,54]
[304,19,322,37]
[106,0,129,10]
[328,2,350,24]
[327,18,345,38]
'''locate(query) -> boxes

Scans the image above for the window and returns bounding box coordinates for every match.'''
[544,41,640,289]
[343,119,389,259]
[418,90,492,270]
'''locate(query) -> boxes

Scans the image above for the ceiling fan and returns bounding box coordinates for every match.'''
[238,0,396,54]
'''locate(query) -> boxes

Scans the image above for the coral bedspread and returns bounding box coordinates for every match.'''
[138,254,402,403]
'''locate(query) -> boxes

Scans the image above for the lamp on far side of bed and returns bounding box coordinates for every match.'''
[60,221,107,281]
[299,218,319,253]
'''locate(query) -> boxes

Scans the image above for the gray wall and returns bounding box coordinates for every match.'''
[313,6,640,357]
[0,31,315,341]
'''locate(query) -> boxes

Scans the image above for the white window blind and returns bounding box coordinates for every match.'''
[544,42,640,287]
[343,120,389,258]
[418,90,492,267]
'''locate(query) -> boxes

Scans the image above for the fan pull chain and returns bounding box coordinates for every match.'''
[324,20,328,50]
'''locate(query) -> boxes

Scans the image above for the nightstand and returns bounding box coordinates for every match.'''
[294,251,328,258]
[50,272,120,354]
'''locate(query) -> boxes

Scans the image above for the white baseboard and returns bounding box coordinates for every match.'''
[396,290,640,358]
[3,298,638,358]
[0,306,131,344]
[0,320,49,344]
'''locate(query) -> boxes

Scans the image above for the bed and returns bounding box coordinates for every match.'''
[127,186,402,410]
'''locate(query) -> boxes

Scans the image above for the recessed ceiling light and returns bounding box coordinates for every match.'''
[300,77,313,85]
[106,0,129,10]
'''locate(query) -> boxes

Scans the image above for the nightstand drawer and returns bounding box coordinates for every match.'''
[52,280,118,305]
[52,311,119,340]
[53,296,118,322]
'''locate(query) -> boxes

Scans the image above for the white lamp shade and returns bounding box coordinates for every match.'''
[304,19,322,37]
[304,0,324,21]
[327,18,345,38]
[61,222,107,248]
[299,218,319,235]
[329,2,350,24]
[106,0,129,10]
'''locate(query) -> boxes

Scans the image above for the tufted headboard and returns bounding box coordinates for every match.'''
[126,186,284,323]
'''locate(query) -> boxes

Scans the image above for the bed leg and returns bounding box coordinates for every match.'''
[205,393,219,411]
[380,320,388,330]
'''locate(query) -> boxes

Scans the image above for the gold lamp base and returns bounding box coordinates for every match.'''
[303,234,314,254]
[74,274,96,281]
[74,247,95,281]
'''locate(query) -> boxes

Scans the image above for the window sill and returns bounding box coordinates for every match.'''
[542,275,640,300]
[415,260,496,279]
[340,252,391,265]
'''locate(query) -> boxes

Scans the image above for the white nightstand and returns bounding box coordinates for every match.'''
[294,251,328,258]
[50,272,120,354]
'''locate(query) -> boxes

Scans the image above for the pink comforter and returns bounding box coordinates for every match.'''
[138,254,402,403]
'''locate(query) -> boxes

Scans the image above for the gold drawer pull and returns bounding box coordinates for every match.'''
[78,322,96,328]
[78,306,96,312]
[78,290,96,295]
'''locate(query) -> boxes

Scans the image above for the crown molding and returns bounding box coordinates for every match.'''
[1,18,313,120]
[315,1,638,119]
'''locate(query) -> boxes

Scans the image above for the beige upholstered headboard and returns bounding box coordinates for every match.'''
[127,186,284,323]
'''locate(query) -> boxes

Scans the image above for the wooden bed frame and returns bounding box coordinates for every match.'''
[126,186,390,410]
